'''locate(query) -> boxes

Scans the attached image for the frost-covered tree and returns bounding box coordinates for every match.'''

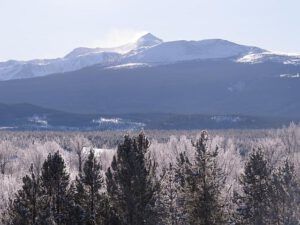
[3,164,40,225]
[156,163,181,225]
[70,135,91,174]
[0,141,15,175]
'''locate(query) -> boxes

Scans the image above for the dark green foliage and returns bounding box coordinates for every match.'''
[106,133,159,225]
[184,131,226,225]
[158,162,187,225]
[40,151,70,225]
[74,149,106,225]
[234,150,300,225]
[82,149,103,224]
[64,183,85,225]
[234,149,272,225]
[269,160,300,225]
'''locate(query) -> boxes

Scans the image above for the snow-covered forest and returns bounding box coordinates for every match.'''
[0,124,300,224]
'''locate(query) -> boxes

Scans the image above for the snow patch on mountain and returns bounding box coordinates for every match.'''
[279,73,300,78]
[92,117,145,130]
[125,39,264,63]
[211,115,243,123]
[237,52,300,65]
[106,63,150,70]
[28,115,48,127]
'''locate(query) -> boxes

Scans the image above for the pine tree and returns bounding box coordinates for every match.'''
[106,133,159,225]
[39,151,70,225]
[234,149,272,225]
[3,164,40,225]
[174,151,192,225]
[269,159,300,225]
[64,183,85,225]
[157,152,192,225]
[98,194,121,225]
[81,150,103,225]
[185,131,226,225]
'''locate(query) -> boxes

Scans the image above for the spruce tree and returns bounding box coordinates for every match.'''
[77,149,104,225]
[39,151,70,225]
[64,183,85,225]
[269,159,300,225]
[106,133,159,225]
[3,164,40,225]
[161,152,192,225]
[185,131,226,225]
[234,149,272,225]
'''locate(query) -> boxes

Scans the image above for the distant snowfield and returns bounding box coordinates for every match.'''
[279,73,300,78]
[93,117,122,124]
[92,117,145,129]
[0,126,16,130]
[28,115,48,127]
[211,115,242,123]
[106,63,150,70]
[237,52,300,65]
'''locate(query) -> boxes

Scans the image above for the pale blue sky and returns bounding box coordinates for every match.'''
[0,0,299,61]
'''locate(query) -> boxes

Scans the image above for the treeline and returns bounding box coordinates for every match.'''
[2,132,300,225]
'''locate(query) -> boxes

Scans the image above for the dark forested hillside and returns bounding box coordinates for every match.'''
[0,59,299,118]
[0,103,295,130]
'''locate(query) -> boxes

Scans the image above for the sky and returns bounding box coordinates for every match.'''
[0,0,299,61]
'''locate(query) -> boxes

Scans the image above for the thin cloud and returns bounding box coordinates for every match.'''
[92,28,148,48]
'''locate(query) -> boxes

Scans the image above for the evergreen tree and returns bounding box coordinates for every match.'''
[234,149,272,225]
[3,164,40,225]
[157,152,192,225]
[63,183,85,225]
[80,150,103,225]
[185,131,226,225]
[174,152,192,225]
[269,159,300,225]
[106,133,159,225]
[98,194,121,225]
[39,151,70,225]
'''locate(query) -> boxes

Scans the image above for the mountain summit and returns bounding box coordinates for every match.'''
[0,33,299,80]
[135,33,163,48]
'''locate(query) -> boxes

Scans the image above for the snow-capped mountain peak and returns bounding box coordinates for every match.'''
[64,47,106,58]
[135,33,163,48]
[1,33,299,81]
[64,33,162,59]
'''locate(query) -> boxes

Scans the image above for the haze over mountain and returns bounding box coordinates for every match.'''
[1,33,299,81]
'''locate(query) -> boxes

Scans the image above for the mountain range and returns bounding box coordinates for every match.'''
[0,33,299,129]
[1,33,299,81]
